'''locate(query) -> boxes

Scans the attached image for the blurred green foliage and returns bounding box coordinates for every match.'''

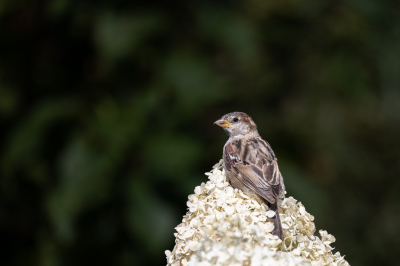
[1,0,400,266]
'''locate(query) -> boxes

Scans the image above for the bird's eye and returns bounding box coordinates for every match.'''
[233,117,239,122]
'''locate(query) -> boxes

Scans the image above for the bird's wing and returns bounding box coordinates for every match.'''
[224,138,282,204]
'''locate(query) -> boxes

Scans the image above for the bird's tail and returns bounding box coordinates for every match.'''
[264,200,284,241]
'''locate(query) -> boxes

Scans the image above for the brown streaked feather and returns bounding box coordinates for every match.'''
[224,138,282,204]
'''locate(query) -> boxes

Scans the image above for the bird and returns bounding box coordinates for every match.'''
[214,111,285,240]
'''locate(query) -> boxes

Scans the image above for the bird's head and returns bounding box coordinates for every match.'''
[214,112,258,138]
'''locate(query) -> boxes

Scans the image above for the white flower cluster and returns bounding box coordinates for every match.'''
[187,215,309,266]
[165,160,349,266]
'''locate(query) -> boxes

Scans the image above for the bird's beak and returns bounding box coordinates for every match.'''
[214,119,231,128]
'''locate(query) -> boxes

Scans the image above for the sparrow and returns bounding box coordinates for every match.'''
[215,112,285,240]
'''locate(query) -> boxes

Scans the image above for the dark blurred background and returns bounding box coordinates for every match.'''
[1,0,400,266]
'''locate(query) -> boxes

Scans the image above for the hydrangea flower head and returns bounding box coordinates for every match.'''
[166,160,349,266]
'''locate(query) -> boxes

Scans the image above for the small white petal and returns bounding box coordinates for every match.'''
[186,240,200,251]
[165,250,171,260]
[224,205,235,215]
[265,210,276,218]
[258,214,267,222]
[194,186,202,195]
[205,183,215,190]
[260,222,275,233]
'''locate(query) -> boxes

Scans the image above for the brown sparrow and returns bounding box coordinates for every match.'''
[215,112,285,240]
